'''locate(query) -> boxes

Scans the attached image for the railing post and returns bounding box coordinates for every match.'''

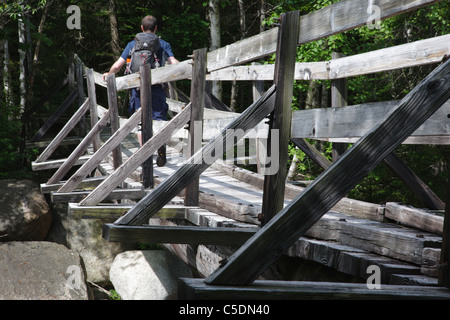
[106,73,123,169]
[75,56,86,137]
[331,52,348,162]
[140,64,154,188]
[185,48,208,206]
[86,68,101,152]
[261,11,301,226]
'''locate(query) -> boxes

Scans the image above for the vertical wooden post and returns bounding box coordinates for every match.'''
[252,71,265,175]
[439,171,450,288]
[331,52,348,162]
[106,73,122,169]
[75,57,86,137]
[184,48,208,206]
[261,11,300,226]
[140,64,154,188]
[86,68,101,152]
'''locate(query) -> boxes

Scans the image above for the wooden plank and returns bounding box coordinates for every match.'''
[385,202,444,235]
[79,104,192,206]
[103,223,257,246]
[179,278,450,300]
[140,64,154,188]
[58,109,141,193]
[185,48,207,206]
[291,99,450,144]
[113,85,277,226]
[305,212,441,265]
[261,11,300,225]
[51,188,145,203]
[41,177,106,193]
[34,98,89,163]
[205,57,450,286]
[70,203,189,220]
[46,110,111,185]
[106,73,122,169]
[32,155,91,171]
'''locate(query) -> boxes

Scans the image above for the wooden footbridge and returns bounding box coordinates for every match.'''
[30,0,450,299]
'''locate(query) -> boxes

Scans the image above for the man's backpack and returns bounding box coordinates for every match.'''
[126,32,161,74]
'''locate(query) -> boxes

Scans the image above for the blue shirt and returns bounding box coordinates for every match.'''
[121,37,174,66]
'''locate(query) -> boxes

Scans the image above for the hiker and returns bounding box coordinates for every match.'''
[103,15,180,167]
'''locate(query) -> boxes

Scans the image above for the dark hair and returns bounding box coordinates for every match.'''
[142,15,157,32]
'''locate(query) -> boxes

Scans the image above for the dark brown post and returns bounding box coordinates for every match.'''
[331,52,348,162]
[106,73,122,169]
[75,57,86,137]
[185,48,208,206]
[439,172,450,288]
[140,64,154,188]
[261,11,301,226]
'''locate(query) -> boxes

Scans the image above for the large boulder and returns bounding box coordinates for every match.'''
[0,241,90,300]
[0,179,52,241]
[46,203,136,285]
[110,250,193,300]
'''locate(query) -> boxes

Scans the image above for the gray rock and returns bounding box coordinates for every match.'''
[0,179,52,241]
[46,203,136,285]
[110,250,193,300]
[0,242,89,300]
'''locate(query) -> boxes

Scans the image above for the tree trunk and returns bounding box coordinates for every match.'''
[109,0,121,60]
[18,14,27,115]
[208,0,222,101]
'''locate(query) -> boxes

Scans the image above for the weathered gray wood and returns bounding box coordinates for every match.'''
[140,64,153,188]
[31,89,78,143]
[79,103,192,206]
[185,48,207,206]
[205,57,450,286]
[46,110,111,185]
[291,99,450,144]
[76,58,86,137]
[385,202,444,235]
[106,73,122,169]
[114,85,276,226]
[86,68,101,151]
[384,154,445,210]
[52,188,145,203]
[103,223,257,246]
[179,278,450,300]
[70,203,188,220]
[34,98,89,163]
[261,11,300,226]
[32,155,91,171]
[41,176,106,193]
[58,109,141,193]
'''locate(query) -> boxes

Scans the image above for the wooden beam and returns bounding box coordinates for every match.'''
[185,48,208,206]
[32,155,91,171]
[114,85,277,226]
[261,11,300,225]
[46,110,110,185]
[34,98,89,163]
[58,110,141,193]
[51,188,145,203]
[79,103,192,206]
[86,68,101,152]
[140,64,154,188]
[103,224,257,246]
[69,204,188,221]
[106,73,122,169]
[205,57,450,286]
[291,99,450,144]
[179,278,450,300]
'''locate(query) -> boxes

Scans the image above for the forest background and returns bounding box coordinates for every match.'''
[1,0,449,208]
